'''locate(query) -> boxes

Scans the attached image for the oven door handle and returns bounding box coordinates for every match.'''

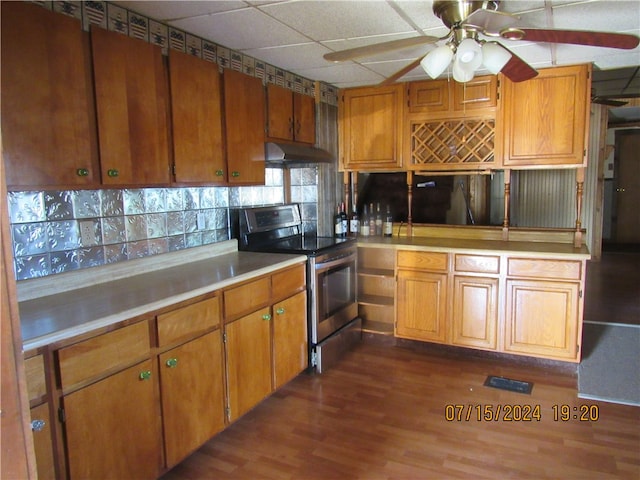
[314,252,357,272]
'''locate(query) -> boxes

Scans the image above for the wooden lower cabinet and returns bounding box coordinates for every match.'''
[225,307,273,422]
[504,279,580,360]
[159,331,225,468]
[63,359,163,480]
[396,269,448,343]
[30,403,56,479]
[273,290,308,389]
[451,275,498,350]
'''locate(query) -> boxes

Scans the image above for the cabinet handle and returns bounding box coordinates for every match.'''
[139,370,152,380]
[165,358,178,368]
[262,314,271,321]
[31,419,46,432]
[295,119,301,135]
[107,169,119,177]
[289,118,294,133]
[276,307,285,315]
[216,169,224,177]
[76,168,89,177]
[231,171,240,177]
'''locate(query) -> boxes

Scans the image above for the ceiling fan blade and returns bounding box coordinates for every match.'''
[378,56,425,87]
[324,35,441,63]
[500,49,538,83]
[462,9,520,36]
[592,97,628,107]
[501,28,640,50]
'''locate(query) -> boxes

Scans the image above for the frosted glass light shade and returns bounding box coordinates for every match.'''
[420,45,454,79]
[482,42,512,74]
[456,38,483,71]
[452,57,475,83]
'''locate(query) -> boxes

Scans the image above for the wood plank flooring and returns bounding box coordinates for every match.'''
[161,342,640,479]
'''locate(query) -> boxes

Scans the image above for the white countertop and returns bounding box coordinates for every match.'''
[18,240,306,351]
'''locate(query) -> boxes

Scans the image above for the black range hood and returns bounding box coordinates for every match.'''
[265,142,334,166]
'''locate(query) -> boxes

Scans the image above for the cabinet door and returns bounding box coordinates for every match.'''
[91,26,170,185]
[223,69,266,185]
[30,403,56,480]
[451,276,498,350]
[267,84,294,141]
[63,359,162,480]
[225,307,272,422]
[453,75,497,111]
[169,50,226,184]
[396,270,448,343]
[408,80,450,114]
[340,84,404,170]
[501,64,590,167]
[504,279,580,360]
[293,92,316,144]
[159,331,225,468]
[273,291,308,389]
[1,2,99,189]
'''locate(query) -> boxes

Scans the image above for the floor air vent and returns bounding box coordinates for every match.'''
[484,375,533,394]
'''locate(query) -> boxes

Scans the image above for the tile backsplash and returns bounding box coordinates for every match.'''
[9,167,319,281]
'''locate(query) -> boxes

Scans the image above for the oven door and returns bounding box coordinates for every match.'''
[310,247,358,344]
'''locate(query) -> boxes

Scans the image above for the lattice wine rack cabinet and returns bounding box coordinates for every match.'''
[408,118,496,171]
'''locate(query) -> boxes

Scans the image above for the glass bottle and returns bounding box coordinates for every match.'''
[360,204,370,237]
[340,202,348,238]
[375,202,383,236]
[349,204,359,237]
[383,204,393,237]
[368,203,376,236]
[334,203,343,237]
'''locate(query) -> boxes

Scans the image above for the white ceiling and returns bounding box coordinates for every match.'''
[114,0,640,95]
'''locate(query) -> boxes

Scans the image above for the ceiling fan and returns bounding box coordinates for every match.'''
[324,0,640,85]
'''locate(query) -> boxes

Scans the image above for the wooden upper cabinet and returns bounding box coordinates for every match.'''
[266,84,316,144]
[408,75,497,116]
[1,2,99,190]
[223,69,266,185]
[500,64,591,168]
[168,50,226,184]
[91,26,171,186]
[340,83,404,171]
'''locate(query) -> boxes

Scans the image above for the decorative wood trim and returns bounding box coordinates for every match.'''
[502,169,511,240]
[574,168,585,248]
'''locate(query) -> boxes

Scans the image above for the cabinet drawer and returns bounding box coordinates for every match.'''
[25,355,46,402]
[397,250,448,272]
[454,254,500,274]
[224,276,271,319]
[272,264,306,301]
[157,297,221,347]
[507,258,582,280]
[58,321,151,389]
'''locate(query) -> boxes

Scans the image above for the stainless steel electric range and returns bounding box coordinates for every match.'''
[236,203,361,373]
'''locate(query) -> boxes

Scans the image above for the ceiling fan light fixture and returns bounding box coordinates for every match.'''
[456,38,483,70]
[482,41,512,74]
[420,44,454,79]
[452,56,475,83]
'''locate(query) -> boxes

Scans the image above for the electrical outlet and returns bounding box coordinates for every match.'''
[79,220,96,246]
[197,213,206,231]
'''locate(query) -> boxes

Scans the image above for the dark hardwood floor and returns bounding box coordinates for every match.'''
[584,252,640,325]
[161,341,640,479]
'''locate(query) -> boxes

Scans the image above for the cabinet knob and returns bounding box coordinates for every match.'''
[31,419,46,432]
[139,370,152,380]
[76,168,89,177]
[107,169,119,177]
[262,314,271,321]
[276,307,285,315]
[216,169,224,177]
[165,358,178,368]
[231,171,240,177]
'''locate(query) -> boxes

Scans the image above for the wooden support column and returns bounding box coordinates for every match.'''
[574,167,585,248]
[406,171,413,237]
[502,169,511,240]
[351,171,358,213]
[343,171,350,211]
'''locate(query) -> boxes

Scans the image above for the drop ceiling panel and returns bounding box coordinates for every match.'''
[170,8,310,49]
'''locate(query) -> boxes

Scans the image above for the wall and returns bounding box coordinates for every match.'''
[8,167,319,281]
